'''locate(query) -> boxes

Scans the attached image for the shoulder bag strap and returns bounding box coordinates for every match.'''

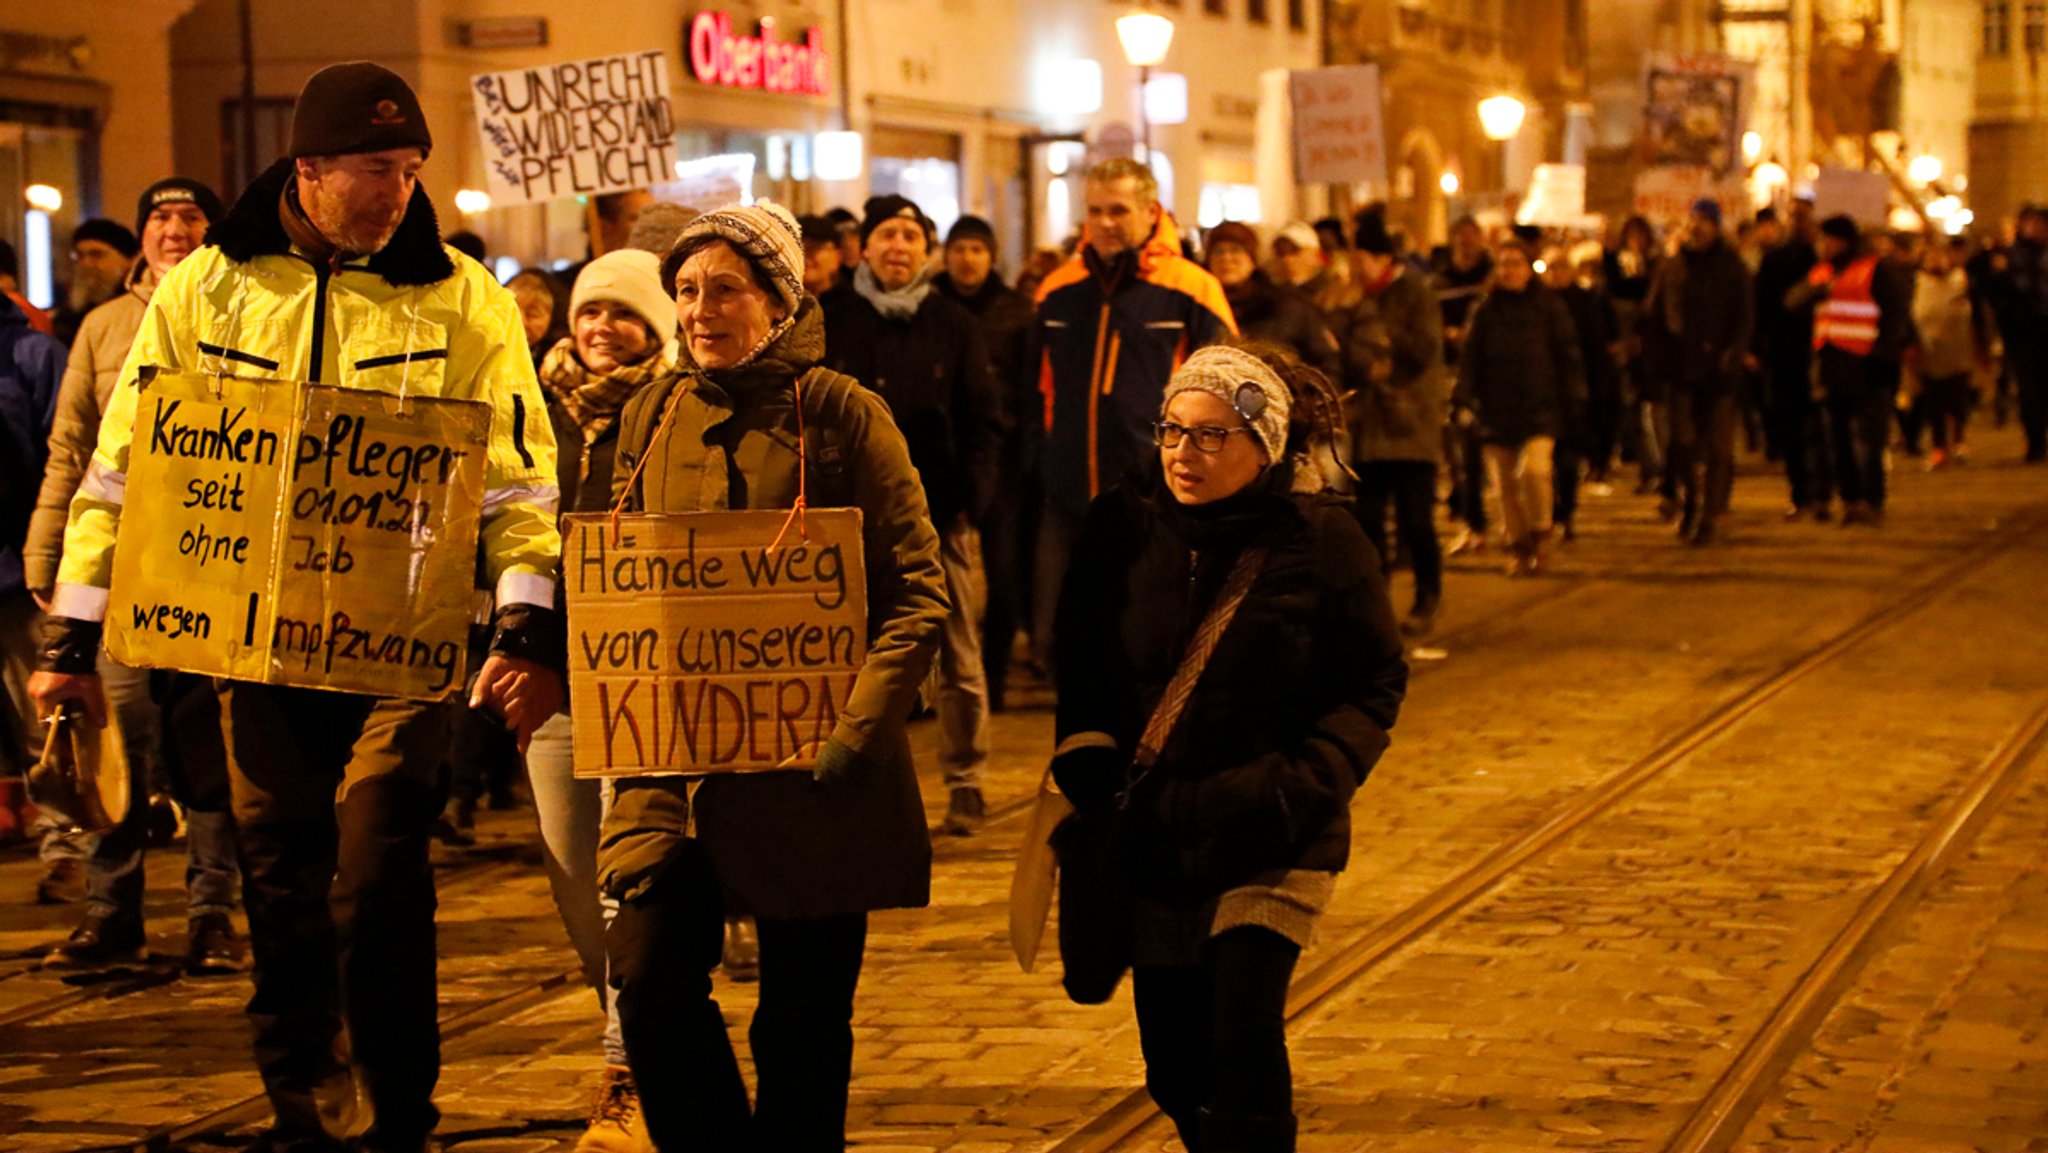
[1131,544,1270,772]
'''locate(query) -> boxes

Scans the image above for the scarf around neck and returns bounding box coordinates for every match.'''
[539,338,666,443]
[854,262,933,320]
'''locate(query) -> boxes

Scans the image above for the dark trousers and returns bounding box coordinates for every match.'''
[1450,425,1489,531]
[1584,391,1623,480]
[1133,927,1303,1152]
[1768,353,1832,509]
[979,469,1038,706]
[1552,439,1584,529]
[2015,342,2048,459]
[1821,350,1895,509]
[610,846,868,1153]
[221,682,450,1148]
[1669,385,1738,528]
[1353,461,1441,607]
[1921,373,1973,450]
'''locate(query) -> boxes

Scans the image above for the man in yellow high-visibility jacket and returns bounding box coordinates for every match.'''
[29,62,564,1153]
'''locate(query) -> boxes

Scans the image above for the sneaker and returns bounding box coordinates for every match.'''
[1399,597,1439,639]
[187,913,247,975]
[44,907,146,968]
[1446,527,1488,556]
[721,917,759,983]
[575,1066,653,1153]
[942,786,986,836]
[35,859,85,905]
[1926,448,1949,471]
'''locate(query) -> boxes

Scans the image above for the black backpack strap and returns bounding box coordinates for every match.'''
[798,369,860,508]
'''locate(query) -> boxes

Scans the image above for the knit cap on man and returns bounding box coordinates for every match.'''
[571,249,677,345]
[860,195,934,248]
[290,61,433,159]
[665,201,806,314]
[135,178,225,239]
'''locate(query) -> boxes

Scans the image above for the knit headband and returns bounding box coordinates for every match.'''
[1162,346,1291,463]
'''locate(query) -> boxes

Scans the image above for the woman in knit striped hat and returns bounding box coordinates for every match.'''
[594,201,949,1151]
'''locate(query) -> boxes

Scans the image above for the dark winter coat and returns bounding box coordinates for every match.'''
[1224,272,1342,383]
[824,286,1005,525]
[1559,283,1621,407]
[1644,239,1754,392]
[1033,214,1236,517]
[1429,251,1493,367]
[1454,282,1587,445]
[1338,269,1447,464]
[0,292,65,593]
[1753,238,1818,370]
[599,302,948,919]
[935,271,1037,463]
[1053,466,1407,900]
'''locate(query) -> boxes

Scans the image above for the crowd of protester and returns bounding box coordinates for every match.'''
[4,58,2047,1153]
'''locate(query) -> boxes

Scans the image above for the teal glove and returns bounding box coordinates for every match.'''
[812,738,866,786]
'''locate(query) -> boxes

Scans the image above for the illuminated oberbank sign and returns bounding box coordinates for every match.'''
[687,12,831,96]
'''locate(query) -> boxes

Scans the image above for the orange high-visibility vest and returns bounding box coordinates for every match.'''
[1811,256,1881,355]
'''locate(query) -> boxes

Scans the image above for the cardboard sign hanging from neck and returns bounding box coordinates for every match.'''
[561,508,868,777]
[105,369,489,700]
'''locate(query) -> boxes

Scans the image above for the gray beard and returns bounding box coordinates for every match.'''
[67,271,121,314]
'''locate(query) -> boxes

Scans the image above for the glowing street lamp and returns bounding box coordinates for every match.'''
[1118,10,1175,157]
[1478,95,1527,142]
[454,189,492,215]
[1440,171,1462,196]
[24,184,63,212]
[1909,154,1943,186]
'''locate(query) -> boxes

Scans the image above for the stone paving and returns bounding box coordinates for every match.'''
[1,432,2045,1152]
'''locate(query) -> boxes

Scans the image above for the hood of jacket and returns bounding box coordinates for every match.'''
[210,157,455,287]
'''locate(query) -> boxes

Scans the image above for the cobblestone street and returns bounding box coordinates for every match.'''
[4,432,2046,1153]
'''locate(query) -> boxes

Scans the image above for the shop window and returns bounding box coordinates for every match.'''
[221,98,295,196]
[1289,0,1308,29]
[1249,0,1271,22]
[871,156,962,239]
[2028,0,2046,50]
[1197,183,1262,228]
[1985,0,2012,53]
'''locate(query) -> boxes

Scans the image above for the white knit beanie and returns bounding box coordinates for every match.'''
[666,200,806,314]
[571,249,676,344]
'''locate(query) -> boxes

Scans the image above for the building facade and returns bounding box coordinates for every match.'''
[1,1,196,309]
[167,0,1319,270]
[1973,0,2048,224]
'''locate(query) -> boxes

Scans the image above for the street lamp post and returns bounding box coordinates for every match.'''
[1117,11,1175,160]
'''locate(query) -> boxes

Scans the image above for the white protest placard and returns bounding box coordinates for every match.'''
[1813,168,1892,226]
[106,370,489,700]
[563,509,869,778]
[1517,164,1588,227]
[1289,65,1386,187]
[471,51,678,204]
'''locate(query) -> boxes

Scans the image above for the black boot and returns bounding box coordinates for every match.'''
[1198,1106,1298,1153]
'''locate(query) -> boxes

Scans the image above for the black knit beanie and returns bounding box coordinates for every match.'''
[1819,215,1860,245]
[859,195,934,248]
[135,178,225,238]
[289,62,433,159]
[946,215,998,250]
[71,218,139,258]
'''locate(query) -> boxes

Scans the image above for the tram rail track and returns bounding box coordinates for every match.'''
[29,502,2039,1153]
[1048,509,2048,1152]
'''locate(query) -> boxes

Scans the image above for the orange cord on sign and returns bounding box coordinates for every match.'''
[767,372,809,552]
[607,373,811,553]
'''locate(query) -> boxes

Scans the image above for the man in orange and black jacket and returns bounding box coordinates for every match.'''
[1029,158,1235,669]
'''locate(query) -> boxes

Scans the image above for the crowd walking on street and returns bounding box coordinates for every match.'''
[8,52,2048,1153]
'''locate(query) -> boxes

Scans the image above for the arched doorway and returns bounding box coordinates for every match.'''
[1391,129,1450,252]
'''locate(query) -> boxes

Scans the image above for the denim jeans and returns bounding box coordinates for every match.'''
[934,524,989,791]
[85,656,238,919]
[526,711,628,1067]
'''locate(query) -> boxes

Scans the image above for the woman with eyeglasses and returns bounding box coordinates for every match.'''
[1049,342,1409,1152]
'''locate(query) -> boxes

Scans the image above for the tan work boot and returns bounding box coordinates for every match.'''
[575,1066,652,1153]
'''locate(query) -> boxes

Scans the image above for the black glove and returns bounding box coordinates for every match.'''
[812,737,868,787]
[38,616,103,675]
[488,602,568,674]
[1050,744,1126,812]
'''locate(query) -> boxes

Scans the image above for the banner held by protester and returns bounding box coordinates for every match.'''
[470,49,678,204]
[105,369,489,700]
[563,508,869,778]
